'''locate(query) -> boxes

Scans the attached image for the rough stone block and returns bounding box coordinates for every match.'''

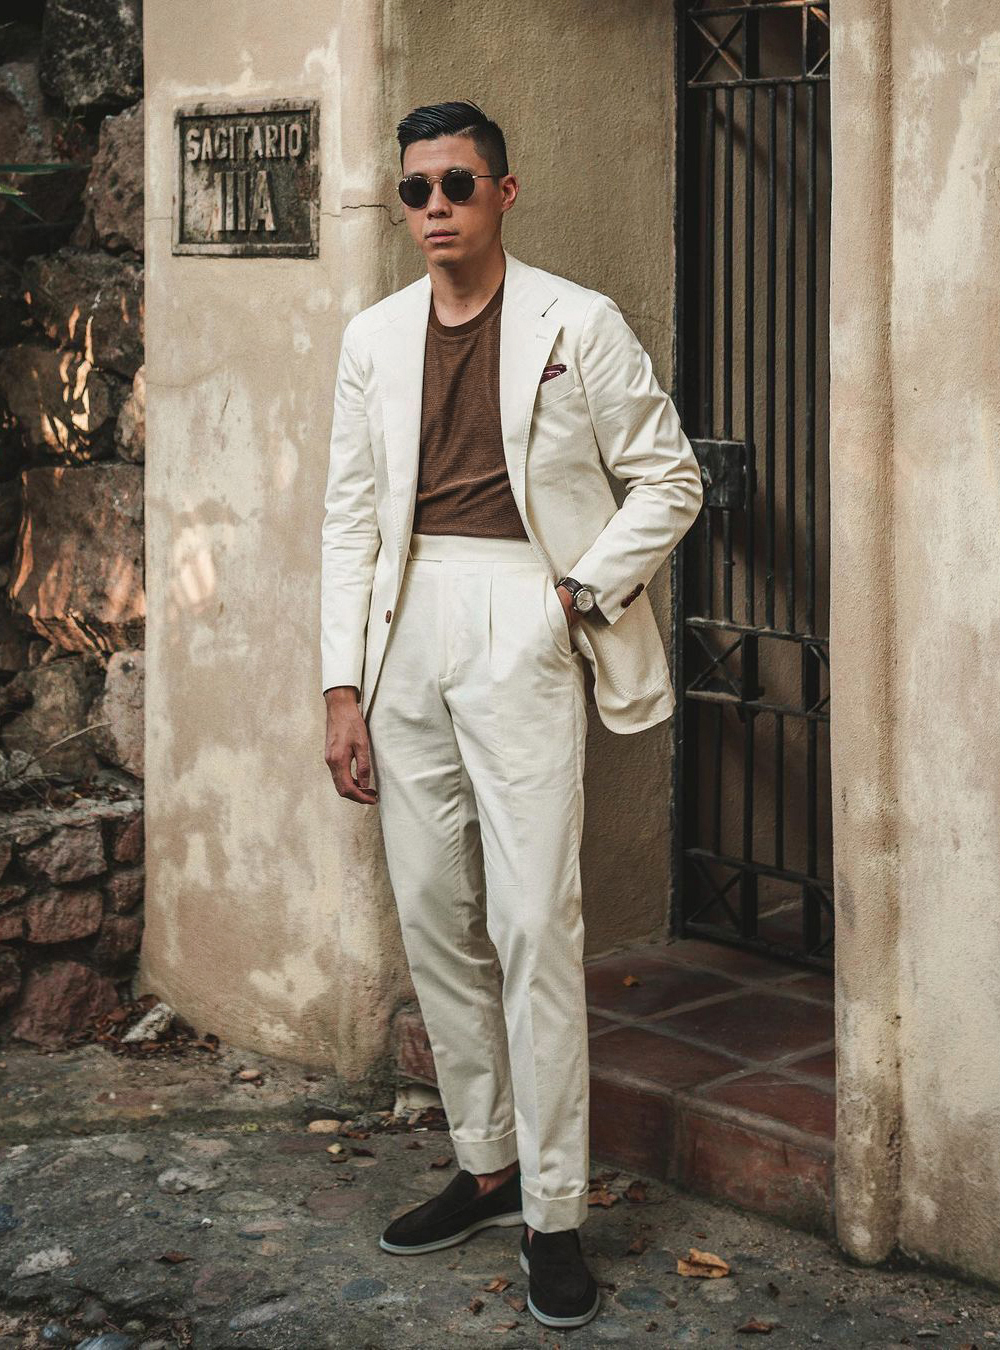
[74,101,143,254]
[111,811,143,864]
[92,912,142,965]
[8,464,144,651]
[25,887,103,942]
[39,0,142,110]
[114,363,145,463]
[0,656,104,777]
[0,61,93,228]
[91,649,143,776]
[105,865,143,913]
[9,959,119,1047]
[23,248,144,379]
[22,823,106,884]
[0,343,124,460]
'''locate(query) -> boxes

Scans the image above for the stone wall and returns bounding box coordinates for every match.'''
[0,2,146,1046]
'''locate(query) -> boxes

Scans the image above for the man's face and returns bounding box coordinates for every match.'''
[399,132,516,269]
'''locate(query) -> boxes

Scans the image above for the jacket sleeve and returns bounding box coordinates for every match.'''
[566,292,704,626]
[320,317,380,694]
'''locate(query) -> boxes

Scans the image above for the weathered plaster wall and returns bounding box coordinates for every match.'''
[890,2,1000,1286]
[141,0,410,1073]
[831,0,1000,1286]
[141,0,681,1074]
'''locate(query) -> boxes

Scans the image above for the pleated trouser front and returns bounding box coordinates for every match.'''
[366,530,590,1232]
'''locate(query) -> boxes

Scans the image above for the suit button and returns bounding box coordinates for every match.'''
[635,582,644,594]
[385,609,392,622]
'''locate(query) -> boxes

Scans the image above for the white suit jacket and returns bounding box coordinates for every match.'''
[320,247,704,735]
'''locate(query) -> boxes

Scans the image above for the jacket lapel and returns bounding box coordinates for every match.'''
[370,249,562,561]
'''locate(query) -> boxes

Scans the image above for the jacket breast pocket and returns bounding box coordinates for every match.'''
[535,363,580,406]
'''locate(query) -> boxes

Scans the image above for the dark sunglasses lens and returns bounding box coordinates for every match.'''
[398,176,431,208]
[442,169,476,202]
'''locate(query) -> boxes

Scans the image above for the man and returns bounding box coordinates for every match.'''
[321,99,703,1330]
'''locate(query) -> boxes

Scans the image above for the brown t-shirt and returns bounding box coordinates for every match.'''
[411,275,528,539]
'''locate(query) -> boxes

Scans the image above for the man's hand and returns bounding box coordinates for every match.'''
[555,584,581,635]
[324,686,379,805]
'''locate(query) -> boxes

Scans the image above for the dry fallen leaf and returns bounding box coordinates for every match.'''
[624,1179,647,1203]
[504,1294,527,1313]
[627,1234,649,1255]
[430,1155,453,1168]
[483,1276,511,1293]
[677,1247,730,1278]
[623,974,641,986]
[237,1068,262,1082]
[587,1186,618,1208]
[736,1317,775,1333]
[157,1250,191,1264]
[307,1119,343,1134]
[468,1296,484,1315]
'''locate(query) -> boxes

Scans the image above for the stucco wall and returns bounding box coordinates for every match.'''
[141,0,680,1075]
[891,2,1000,1283]
[831,0,1000,1286]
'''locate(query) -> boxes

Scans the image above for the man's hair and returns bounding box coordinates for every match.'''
[396,100,509,178]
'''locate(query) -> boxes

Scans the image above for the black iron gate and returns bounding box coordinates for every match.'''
[672,0,833,969]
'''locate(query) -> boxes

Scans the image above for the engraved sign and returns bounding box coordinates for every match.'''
[173,99,319,256]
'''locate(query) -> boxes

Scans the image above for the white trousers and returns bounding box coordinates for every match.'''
[366,531,591,1232]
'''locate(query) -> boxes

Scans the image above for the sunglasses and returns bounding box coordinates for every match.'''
[397,168,500,209]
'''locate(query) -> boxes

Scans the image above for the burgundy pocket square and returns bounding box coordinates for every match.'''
[539,363,568,384]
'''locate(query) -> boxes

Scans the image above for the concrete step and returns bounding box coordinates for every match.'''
[393,935,835,1237]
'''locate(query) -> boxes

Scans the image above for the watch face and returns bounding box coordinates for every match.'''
[574,586,596,613]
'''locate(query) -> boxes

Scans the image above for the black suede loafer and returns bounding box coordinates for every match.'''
[519,1225,600,1328]
[379,1166,523,1255]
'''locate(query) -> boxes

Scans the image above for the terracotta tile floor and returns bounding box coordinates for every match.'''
[586,936,836,1233]
[394,935,836,1235]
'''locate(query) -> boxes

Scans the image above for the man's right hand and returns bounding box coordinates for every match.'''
[324,686,379,805]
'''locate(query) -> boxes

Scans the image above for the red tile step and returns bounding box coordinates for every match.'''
[392,936,836,1237]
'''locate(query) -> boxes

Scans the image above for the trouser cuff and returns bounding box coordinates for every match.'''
[520,1182,590,1232]
[450,1125,519,1174]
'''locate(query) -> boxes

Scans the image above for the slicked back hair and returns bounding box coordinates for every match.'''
[396,100,509,179]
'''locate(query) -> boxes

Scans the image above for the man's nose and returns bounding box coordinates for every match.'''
[426,181,452,214]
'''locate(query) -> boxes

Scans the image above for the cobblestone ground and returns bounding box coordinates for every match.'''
[1,1043,999,1349]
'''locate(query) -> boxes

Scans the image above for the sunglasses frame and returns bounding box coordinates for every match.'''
[397,168,501,209]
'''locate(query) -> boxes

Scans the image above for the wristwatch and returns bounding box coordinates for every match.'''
[556,575,597,615]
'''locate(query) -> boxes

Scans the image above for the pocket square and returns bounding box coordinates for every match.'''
[539,363,568,384]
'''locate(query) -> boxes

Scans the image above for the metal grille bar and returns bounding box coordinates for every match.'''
[672,0,833,970]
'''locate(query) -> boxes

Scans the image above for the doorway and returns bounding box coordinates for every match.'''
[672,0,833,970]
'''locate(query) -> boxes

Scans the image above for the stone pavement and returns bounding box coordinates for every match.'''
[1,1042,998,1349]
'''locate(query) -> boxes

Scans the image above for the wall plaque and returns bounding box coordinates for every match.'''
[172,98,319,256]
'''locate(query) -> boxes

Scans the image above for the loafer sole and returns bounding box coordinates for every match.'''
[379,1208,523,1255]
[526,1287,601,1329]
[520,1248,601,1328]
